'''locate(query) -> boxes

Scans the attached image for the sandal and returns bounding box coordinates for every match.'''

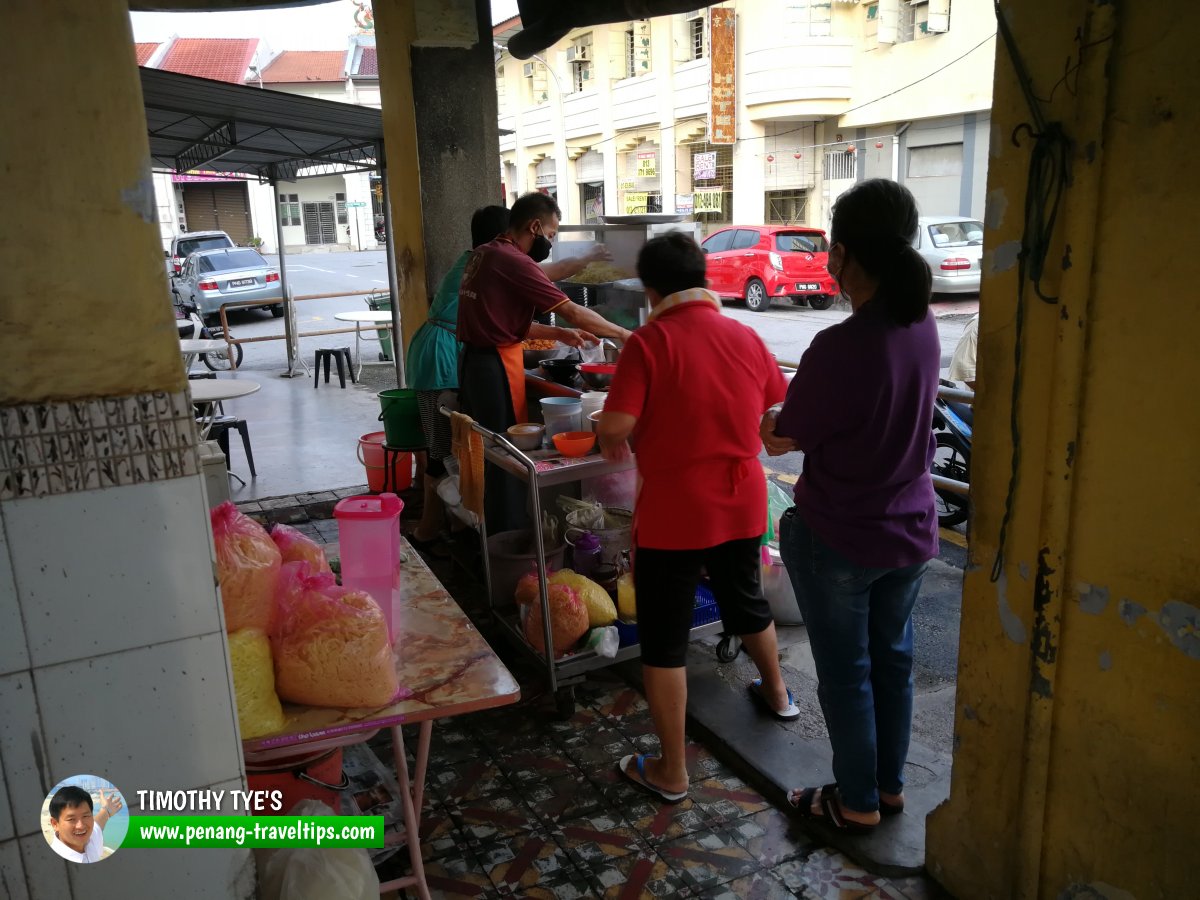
[748,679,800,720]
[617,754,688,803]
[787,783,878,834]
[880,797,905,816]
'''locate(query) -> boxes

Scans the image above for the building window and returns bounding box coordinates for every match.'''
[279,193,300,227]
[875,0,944,46]
[784,1,833,38]
[624,21,651,78]
[335,192,347,225]
[496,65,507,116]
[683,138,734,233]
[690,15,707,60]
[569,33,593,92]
[765,190,810,225]
[823,148,858,181]
[908,143,964,178]
[625,29,636,78]
[571,59,593,92]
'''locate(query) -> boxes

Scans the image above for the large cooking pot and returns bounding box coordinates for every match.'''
[580,363,617,390]
[540,357,582,386]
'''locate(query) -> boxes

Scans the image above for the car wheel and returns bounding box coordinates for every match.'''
[807,294,835,311]
[744,278,770,312]
[269,303,284,318]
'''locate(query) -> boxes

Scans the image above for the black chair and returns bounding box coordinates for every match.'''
[208,415,256,483]
[314,347,356,389]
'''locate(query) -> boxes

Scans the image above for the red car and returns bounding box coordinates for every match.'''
[701,225,839,312]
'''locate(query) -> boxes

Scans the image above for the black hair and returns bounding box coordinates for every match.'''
[830,178,932,327]
[636,231,707,299]
[470,205,510,248]
[49,786,93,820]
[508,192,561,231]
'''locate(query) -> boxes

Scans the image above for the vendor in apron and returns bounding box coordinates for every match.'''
[458,191,634,532]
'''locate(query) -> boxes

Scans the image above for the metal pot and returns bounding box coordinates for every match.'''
[580,363,617,390]
[540,357,582,386]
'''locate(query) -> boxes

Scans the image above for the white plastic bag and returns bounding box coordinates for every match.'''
[585,625,620,659]
[256,800,379,900]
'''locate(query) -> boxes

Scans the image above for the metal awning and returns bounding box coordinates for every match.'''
[141,67,385,181]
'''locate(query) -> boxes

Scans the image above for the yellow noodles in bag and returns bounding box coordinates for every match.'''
[228,628,286,739]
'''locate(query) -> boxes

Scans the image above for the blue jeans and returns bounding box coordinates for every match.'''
[778,509,928,813]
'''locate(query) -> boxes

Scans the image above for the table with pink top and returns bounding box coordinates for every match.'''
[243,537,520,899]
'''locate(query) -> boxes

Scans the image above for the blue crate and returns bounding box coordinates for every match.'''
[692,583,720,627]
[614,618,639,648]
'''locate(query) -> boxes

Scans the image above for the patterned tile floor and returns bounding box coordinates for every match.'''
[374,674,945,900]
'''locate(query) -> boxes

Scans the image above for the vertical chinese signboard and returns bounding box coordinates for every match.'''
[709,8,736,145]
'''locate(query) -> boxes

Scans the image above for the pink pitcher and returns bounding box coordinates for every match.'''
[334,492,403,643]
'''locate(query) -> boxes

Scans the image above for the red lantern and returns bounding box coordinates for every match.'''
[793,151,802,159]
[766,154,775,162]
[875,140,884,149]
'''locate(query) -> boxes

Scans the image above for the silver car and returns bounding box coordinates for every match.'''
[172,248,283,322]
[915,216,983,294]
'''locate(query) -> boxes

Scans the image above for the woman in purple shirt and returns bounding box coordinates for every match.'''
[763,179,939,833]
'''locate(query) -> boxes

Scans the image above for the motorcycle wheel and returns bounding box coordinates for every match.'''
[932,432,970,528]
[201,332,244,371]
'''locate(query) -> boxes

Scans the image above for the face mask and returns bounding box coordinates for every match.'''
[528,229,553,263]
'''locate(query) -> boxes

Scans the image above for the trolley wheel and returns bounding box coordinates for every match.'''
[553,687,576,720]
[717,634,743,663]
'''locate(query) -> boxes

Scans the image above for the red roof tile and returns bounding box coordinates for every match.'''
[135,42,160,66]
[159,38,259,84]
[356,47,378,77]
[260,50,345,83]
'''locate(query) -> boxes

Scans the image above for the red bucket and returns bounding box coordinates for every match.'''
[358,431,412,492]
[245,747,348,815]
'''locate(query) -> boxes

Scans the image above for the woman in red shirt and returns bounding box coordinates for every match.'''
[598,232,796,802]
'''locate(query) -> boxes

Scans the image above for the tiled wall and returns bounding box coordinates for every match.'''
[0,391,254,898]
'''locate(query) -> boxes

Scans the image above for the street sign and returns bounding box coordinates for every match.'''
[346,201,368,208]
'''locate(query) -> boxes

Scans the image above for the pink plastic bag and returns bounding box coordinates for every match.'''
[211,502,282,633]
[270,524,332,576]
[271,562,400,709]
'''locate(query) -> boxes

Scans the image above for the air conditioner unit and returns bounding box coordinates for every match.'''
[522,62,535,77]
[567,46,589,62]
[685,9,704,19]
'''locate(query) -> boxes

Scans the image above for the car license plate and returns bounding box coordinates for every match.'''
[795,282,820,291]
[229,278,255,288]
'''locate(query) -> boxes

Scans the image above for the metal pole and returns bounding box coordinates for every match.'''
[271,170,303,378]
[378,142,406,387]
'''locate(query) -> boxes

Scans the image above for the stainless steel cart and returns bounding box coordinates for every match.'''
[444,409,724,716]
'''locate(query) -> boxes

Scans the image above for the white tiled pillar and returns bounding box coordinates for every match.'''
[0,395,254,899]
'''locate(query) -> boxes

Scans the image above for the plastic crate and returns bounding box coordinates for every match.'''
[614,618,639,648]
[692,583,720,627]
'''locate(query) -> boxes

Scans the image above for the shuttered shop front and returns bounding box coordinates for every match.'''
[182,182,253,244]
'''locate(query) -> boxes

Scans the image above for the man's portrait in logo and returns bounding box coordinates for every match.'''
[41,775,128,863]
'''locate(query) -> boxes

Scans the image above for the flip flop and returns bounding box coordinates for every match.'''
[880,798,905,816]
[617,754,688,803]
[787,783,877,834]
[748,678,800,720]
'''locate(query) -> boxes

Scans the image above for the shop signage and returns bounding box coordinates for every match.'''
[172,170,247,183]
[636,152,657,178]
[693,190,723,214]
[693,152,717,181]
[709,8,736,145]
[345,201,368,208]
[675,194,695,215]
[623,192,649,215]
[619,180,637,190]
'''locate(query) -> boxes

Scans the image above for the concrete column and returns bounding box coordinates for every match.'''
[732,120,765,224]
[0,3,251,897]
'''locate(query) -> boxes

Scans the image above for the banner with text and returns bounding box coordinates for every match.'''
[622,192,650,215]
[636,152,657,178]
[693,191,724,214]
[709,9,736,145]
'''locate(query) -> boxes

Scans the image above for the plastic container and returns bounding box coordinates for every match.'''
[571,531,602,580]
[506,423,544,451]
[357,432,412,493]
[580,392,606,430]
[245,747,347,815]
[486,529,565,609]
[540,397,582,442]
[377,389,424,448]
[565,506,632,567]
[334,492,403,642]
[552,431,596,457]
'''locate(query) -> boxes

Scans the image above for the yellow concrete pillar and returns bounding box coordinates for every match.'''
[372,0,433,361]
[0,0,182,404]
[926,1,1200,897]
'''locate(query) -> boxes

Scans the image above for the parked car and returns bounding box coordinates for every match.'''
[171,247,282,322]
[701,225,839,312]
[167,230,235,277]
[915,216,984,294]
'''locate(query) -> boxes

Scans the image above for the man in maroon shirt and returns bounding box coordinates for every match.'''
[598,232,797,802]
[457,192,631,531]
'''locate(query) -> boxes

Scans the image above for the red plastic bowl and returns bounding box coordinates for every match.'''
[552,431,597,457]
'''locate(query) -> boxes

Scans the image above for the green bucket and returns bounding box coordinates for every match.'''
[378,389,424,448]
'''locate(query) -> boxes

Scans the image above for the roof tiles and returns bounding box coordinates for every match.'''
[260,50,345,84]
[159,38,259,84]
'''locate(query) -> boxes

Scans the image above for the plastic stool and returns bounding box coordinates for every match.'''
[314,348,356,388]
[208,415,256,478]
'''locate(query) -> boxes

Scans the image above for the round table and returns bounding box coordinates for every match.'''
[189,379,262,404]
[334,311,397,377]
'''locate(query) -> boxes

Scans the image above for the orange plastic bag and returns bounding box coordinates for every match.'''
[271,562,400,709]
[211,502,282,633]
[270,524,332,576]
[525,583,588,657]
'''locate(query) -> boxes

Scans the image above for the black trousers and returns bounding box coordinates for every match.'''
[459,345,528,534]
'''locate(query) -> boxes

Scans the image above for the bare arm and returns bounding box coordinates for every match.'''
[555,301,634,343]
[526,321,599,349]
[597,410,637,462]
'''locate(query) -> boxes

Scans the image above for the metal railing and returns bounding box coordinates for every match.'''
[216,289,393,371]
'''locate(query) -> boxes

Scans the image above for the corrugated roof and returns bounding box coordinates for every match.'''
[260,50,345,84]
[135,42,160,66]
[355,47,378,78]
[159,38,259,84]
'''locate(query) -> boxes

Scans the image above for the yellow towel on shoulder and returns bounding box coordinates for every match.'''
[452,411,485,519]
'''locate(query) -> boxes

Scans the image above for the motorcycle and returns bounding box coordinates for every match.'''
[173,290,243,371]
[931,379,972,528]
